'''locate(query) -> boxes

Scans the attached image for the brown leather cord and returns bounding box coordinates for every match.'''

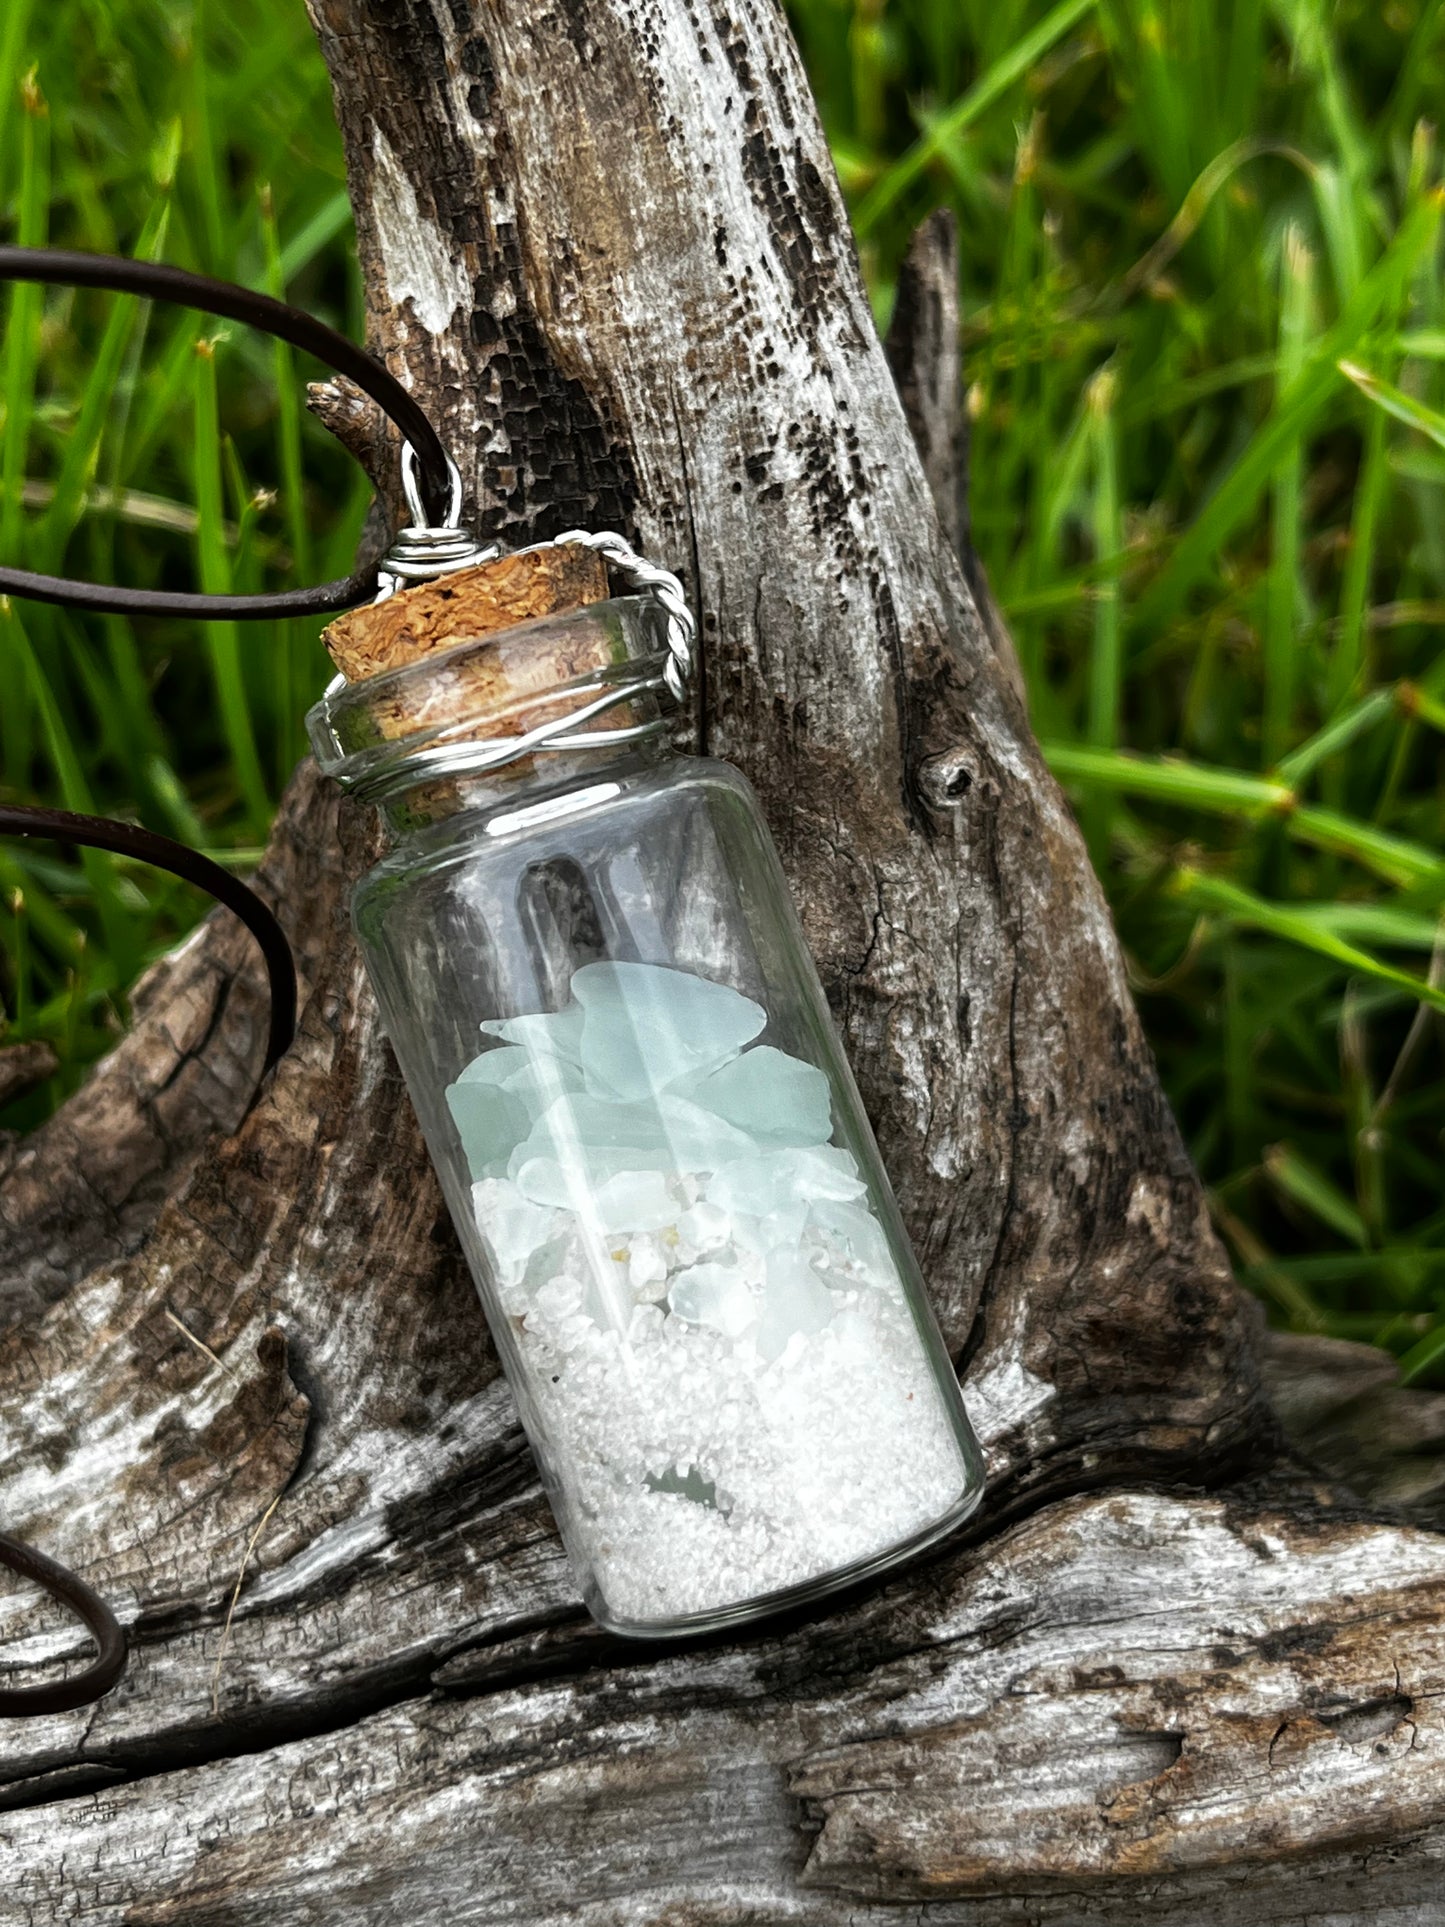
[0,248,366,1710]
[0,559,379,621]
[0,805,297,1071]
[0,245,452,617]
[0,1532,127,1717]
[0,808,298,1715]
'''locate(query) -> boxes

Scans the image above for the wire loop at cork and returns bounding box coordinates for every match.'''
[400,441,465,533]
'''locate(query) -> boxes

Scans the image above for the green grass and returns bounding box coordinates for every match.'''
[793,0,1445,1358]
[3,1,1445,1373]
[0,0,364,1124]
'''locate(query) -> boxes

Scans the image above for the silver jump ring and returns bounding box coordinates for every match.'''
[377,446,494,602]
[400,440,464,532]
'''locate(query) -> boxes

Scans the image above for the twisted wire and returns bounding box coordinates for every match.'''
[545,529,695,701]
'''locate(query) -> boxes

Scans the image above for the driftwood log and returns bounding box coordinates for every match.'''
[3,2,1445,1919]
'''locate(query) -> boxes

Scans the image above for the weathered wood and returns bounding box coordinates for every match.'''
[0,0,1439,1919]
[1262,1329,1445,1519]
[884,208,968,561]
[883,206,1023,705]
[11,1489,1445,1924]
[0,1043,55,1109]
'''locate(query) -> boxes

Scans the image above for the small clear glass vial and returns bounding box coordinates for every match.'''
[310,581,983,1636]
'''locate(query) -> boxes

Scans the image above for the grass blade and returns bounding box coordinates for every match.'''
[276,188,353,283]
[853,0,1098,236]
[1046,743,1292,812]
[1263,226,1313,766]
[192,337,270,832]
[1172,869,1445,1016]
[1398,1322,1445,1388]
[1083,365,1123,848]
[1264,1141,1369,1249]
[1130,188,1445,639]
[1339,357,1445,452]
[1274,687,1397,787]
[0,67,48,784]
[260,182,315,783]
[4,602,139,983]
[1048,746,1445,892]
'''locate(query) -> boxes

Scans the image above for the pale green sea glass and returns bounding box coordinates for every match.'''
[448,961,904,1369]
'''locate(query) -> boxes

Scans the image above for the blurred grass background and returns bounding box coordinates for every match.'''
[1,0,1443,1372]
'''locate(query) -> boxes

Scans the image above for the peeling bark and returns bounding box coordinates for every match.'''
[0,0,1438,1919]
[884,207,967,559]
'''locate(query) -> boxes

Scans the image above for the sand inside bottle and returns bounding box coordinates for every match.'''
[447,959,971,1623]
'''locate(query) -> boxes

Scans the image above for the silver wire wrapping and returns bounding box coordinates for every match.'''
[338,443,698,780]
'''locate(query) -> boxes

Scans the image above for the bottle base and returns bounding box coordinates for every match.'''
[587,1478,986,1641]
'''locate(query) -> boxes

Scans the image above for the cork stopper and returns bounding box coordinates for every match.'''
[319,543,642,814]
[321,545,610,683]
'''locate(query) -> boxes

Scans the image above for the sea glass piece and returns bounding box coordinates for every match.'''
[675,1199,730,1254]
[625,1234,669,1299]
[519,1224,587,1294]
[510,1156,582,1209]
[591,1169,678,1235]
[731,1201,810,1256]
[509,1090,755,1189]
[652,1094,757,1171]
[684,1045,832,1147]
[446,1079,532,1178]
[644,1464,721,1508]
[670,1260,757,1339]
[707,1143,866,1217]
[528,1091,670,1158]
[480,1002,587,1065]
[470,1176,557,1283]
[519,1223,630,1331]
[785,1145,868,1201]
[504,1053,585,1111]
[756,1248,835,1361]
[572,960,766,1100]
[455,1045,530,1086]
[811,1196,896,1284]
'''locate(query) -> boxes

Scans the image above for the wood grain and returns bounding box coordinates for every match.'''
[9,1491,1445,1923]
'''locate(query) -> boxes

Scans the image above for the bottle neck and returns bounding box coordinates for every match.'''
[378,736,670,841]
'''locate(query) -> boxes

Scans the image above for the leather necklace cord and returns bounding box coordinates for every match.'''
[0,245,453,618]
[0,246,406,1711]
[0,1532,127,1717]
[0,806,296,1716]
[0,805,297,1071]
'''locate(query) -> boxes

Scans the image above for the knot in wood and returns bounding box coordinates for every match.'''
[917,748,975,808]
